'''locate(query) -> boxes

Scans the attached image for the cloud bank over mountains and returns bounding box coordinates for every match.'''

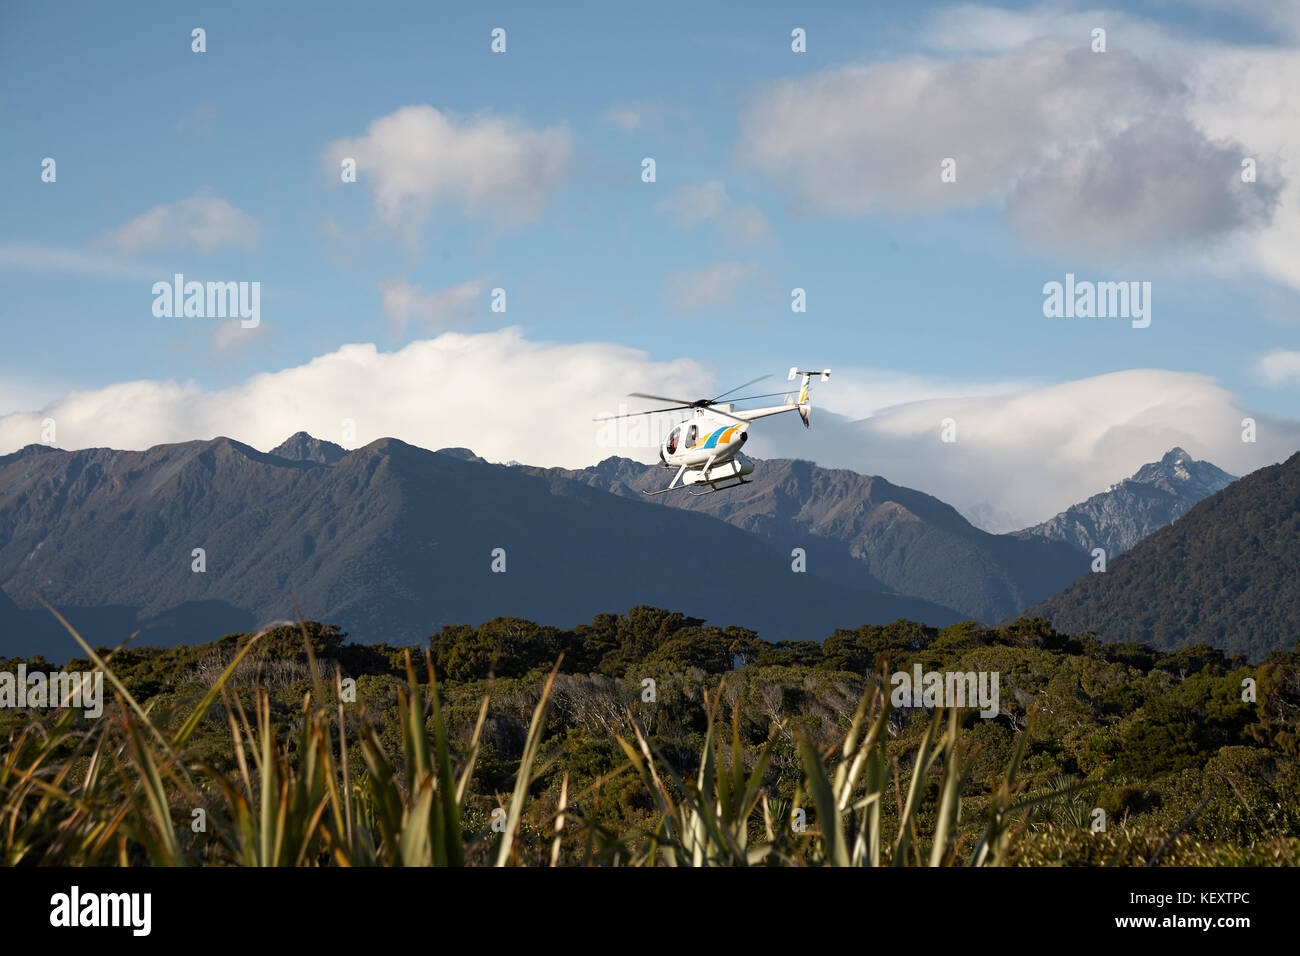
[1,329,1294,532]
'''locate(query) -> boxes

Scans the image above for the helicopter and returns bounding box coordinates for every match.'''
[594,367,831,496]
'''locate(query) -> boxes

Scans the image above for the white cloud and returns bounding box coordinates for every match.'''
[102,197,259,252]
[1257,349,1300,386]
[1005,113,1279,255]
[737,10,1295,281]
[1185,46,1300,289]
[655,181,773,245]
[323,105,573,235]
[377,277,490,335]
[0,329,713,469]
[814,368,1038,419]
[664,261,760,311]
[739,44,1178,215]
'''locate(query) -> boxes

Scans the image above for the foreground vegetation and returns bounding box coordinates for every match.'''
[3,607,1299,865]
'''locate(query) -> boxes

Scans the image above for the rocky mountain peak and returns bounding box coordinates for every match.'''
[270,432,347,465]
[1016,448,1237,558]
[1130,447,1235,498]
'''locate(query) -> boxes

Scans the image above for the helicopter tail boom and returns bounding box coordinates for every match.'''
[730,368,829,427]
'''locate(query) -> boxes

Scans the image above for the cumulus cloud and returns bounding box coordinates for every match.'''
[1257,349,1300,386]
[0,329,713,469]
[1185,46,1300,289]
[377,277,490,335]
[737,16,1290,271]
[1006,113,1279,254]
[323,105,573,235]
[739,45,1179,215]
[664,261,761,311]
[102,197,260,252]
[655,181,773,245]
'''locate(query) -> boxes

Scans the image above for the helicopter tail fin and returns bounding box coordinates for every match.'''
[787,368,830,427]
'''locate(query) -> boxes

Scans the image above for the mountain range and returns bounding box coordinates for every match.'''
[1,431,1282,662]
[527,456,1088,624]
[0,434,959,658]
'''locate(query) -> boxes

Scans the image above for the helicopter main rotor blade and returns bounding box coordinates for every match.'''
[720,390,788,403]
[627,391,699,406]
[592,405,692,422]
[702,407,749,425]
[712,374,771,402]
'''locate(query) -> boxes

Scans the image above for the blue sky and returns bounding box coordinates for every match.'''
[2,0,1298,527]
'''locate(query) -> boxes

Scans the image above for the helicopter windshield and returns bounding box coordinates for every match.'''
[666,426,680,455]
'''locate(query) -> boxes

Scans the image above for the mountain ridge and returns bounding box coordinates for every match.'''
[1022,450,1299,660]
[528,454,1090,624]
[1014,447,1236,557]
[0,434,962,658]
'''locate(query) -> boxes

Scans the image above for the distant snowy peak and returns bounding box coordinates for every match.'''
[1127,447,1236,498]
[1014,448,1237,557]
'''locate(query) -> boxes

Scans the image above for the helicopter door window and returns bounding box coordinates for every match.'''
[685,424,698,448]
[666,427,680,455]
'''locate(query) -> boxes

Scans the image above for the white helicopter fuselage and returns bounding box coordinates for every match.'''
[600,367,829,497]
[660,402,796,469]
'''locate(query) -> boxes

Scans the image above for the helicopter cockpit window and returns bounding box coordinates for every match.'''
[685,424,698,448]
[666,426,680,455]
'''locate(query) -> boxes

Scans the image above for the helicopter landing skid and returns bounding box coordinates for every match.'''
[687,477,751,496]
[642,485,682,496]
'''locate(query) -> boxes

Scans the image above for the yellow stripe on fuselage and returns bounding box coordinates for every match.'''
[687,426,739,450]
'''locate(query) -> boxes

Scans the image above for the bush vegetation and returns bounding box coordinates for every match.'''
[2,607,1298,866]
